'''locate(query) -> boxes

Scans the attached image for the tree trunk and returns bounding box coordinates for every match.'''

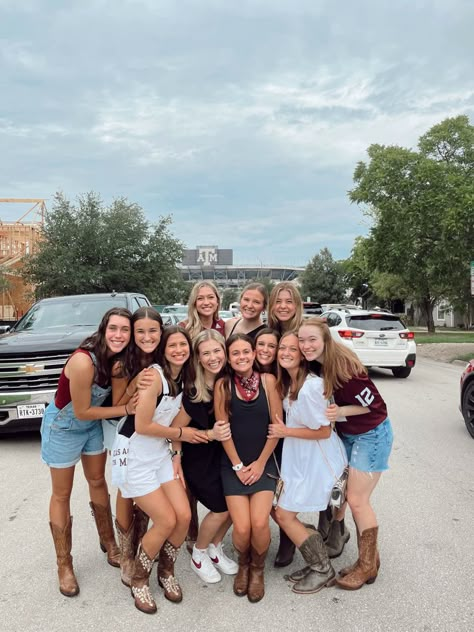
[420,297,436,333]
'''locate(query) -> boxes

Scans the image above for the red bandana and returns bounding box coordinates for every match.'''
[234,372,260,401]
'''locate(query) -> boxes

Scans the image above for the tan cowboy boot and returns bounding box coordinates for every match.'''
[49,516,80,597]
[233,546,251,596]
[115,517,135,587]
[336,526,379,590]
[247,545,269,603]
[131,542,157,614]
[89,496,120,567]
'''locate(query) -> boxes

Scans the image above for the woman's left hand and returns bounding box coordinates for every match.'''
[136,367,155,391]
[325,403,340,423]
[242,460,264,485]
[267,413,287,439]
[126,391,140,414]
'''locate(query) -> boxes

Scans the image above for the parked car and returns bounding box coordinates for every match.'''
[320,307,416,378]
[218,310,234,321]
[460,359,474,438]
[302,301,323,317]
[0,292,151,433]
[160,313,181,327]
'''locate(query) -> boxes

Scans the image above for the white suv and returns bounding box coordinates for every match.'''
[321,307,416,378]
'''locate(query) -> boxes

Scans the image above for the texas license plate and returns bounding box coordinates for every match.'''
[374,338,388,346]
[17,404,46,418]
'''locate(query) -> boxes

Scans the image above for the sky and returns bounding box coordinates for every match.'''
[1,0,473,267]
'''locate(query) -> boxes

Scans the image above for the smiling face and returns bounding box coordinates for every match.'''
[198,338,226,378]
[240,289,265,321]
[195,285,219,319]
[273,289,297,323]
[134,317,161,356]
[164,332,191,369]
[105,315,131,355]
[255,333,278,367]
[278,333,302,372]
[228,339,256,377]
[298,324,325,363]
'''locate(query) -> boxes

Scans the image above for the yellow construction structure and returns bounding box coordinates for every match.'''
[0,199,45,320]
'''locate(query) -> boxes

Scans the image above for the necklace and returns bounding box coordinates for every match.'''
[234,371,260,401]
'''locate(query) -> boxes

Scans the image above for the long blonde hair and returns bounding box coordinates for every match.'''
[191,329,226,403]
[185,281,221,340]
[300,317,367,397]
[276,330,307,401]
[268,282,303,333]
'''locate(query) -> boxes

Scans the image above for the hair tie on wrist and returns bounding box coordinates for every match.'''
[178,427,183,439]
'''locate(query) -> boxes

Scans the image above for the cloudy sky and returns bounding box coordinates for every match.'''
[1,0,473,266]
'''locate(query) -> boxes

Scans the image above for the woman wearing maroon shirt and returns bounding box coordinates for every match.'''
[298,318,393,591]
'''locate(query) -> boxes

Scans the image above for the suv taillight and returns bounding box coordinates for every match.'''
[338,330,364,339]
[399,332,415,339]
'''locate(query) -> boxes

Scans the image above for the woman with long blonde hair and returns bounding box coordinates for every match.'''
[180,281,225,340]
[298,317,393,592]
[267,282,303,334]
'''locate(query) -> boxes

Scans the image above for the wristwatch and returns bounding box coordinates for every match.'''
[232,462,243,471]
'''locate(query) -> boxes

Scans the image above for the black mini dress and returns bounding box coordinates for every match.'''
[221,382,277,496]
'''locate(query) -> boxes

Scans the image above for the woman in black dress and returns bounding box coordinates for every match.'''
[171,330,237,584]
[214,333,282,603]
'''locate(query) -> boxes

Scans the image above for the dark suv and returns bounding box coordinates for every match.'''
[0,292,150,433]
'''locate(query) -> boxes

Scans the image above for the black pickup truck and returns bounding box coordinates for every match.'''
[0,292,151,433]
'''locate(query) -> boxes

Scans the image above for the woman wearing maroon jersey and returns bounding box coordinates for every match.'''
[298,318,393,591]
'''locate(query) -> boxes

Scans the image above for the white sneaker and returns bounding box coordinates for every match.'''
[208,542,238,575]
[191,546,222,583]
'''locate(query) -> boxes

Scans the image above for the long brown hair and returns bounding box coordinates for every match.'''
[268,282,303,333]
[300,317,367,397]
[220,333,256,419]
[80,307,132,385]
[123,307,163,379]
[276,330,307,401]
[158,325,195,396]
[254,327,280,376]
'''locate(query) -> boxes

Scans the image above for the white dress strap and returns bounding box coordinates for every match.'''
[150,364,169,396]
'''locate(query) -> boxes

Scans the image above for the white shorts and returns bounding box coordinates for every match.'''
[119,434,174,499]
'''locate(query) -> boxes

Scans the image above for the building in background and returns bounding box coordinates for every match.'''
[180,245,303,289]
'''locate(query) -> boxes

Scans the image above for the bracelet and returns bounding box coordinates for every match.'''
[171,450,183,459]
[232,462,243,471]
[124,404,129,415]
[177,427,183,439]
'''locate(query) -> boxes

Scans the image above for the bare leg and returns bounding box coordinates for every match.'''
[49,466,75,527]
[196,512,230,550]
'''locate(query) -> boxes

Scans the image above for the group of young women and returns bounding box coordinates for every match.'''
[40,279,393,613]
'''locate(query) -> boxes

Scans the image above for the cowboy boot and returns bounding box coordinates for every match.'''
[247,545,269,603]
[233,546,251,596]
[325,519,350,559]
[318,507,332,542]
[49,516,80,597]
[131,542,157,614]
[89,497,120,567]
[292,531,335,594]
[116,517,135,587]
[157,540,183,603]
[132,504,150,555]
[336,526,379,590]
[186,492,199,554]
[339,529,380,577]
[274,528,295,568]
[284,525,319,583]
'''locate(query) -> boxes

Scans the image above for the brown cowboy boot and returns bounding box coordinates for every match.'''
[132,504,150,555]
[131,542,157,614]
[274,528,295,568]
[284,525,319,583]
[336,526,379,590]
[89,497,120,567]
[292,531,335,594]
[247,545,269,603]
[157,540,183,603]
[325,519,350,559]
[49,516,80,597]
[233,546,251,596]
[339,529,380,577]
[116,517,135,587]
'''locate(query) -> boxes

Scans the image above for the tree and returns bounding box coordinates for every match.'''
[221,288,239,309]
[22,192,185,304]
[349,116,474,331]
[300,248,347,303]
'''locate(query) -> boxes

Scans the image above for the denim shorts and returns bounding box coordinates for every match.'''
[339,418,393,473]
[41,402,105,468]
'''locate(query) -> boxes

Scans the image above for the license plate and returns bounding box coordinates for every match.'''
[17,404,46,418]
[374,338,388,346]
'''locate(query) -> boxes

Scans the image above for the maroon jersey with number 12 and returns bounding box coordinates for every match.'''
[334,374,387,435]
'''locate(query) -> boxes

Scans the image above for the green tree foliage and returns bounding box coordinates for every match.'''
[221,288,239,309]
[349,115,474,331]
[22,192,185,304]
[300,248,347,303]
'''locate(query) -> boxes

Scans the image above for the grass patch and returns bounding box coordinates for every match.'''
[454,352,474,363]
[415,332,474,344]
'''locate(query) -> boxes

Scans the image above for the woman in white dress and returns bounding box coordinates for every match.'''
[268,331,347,595]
